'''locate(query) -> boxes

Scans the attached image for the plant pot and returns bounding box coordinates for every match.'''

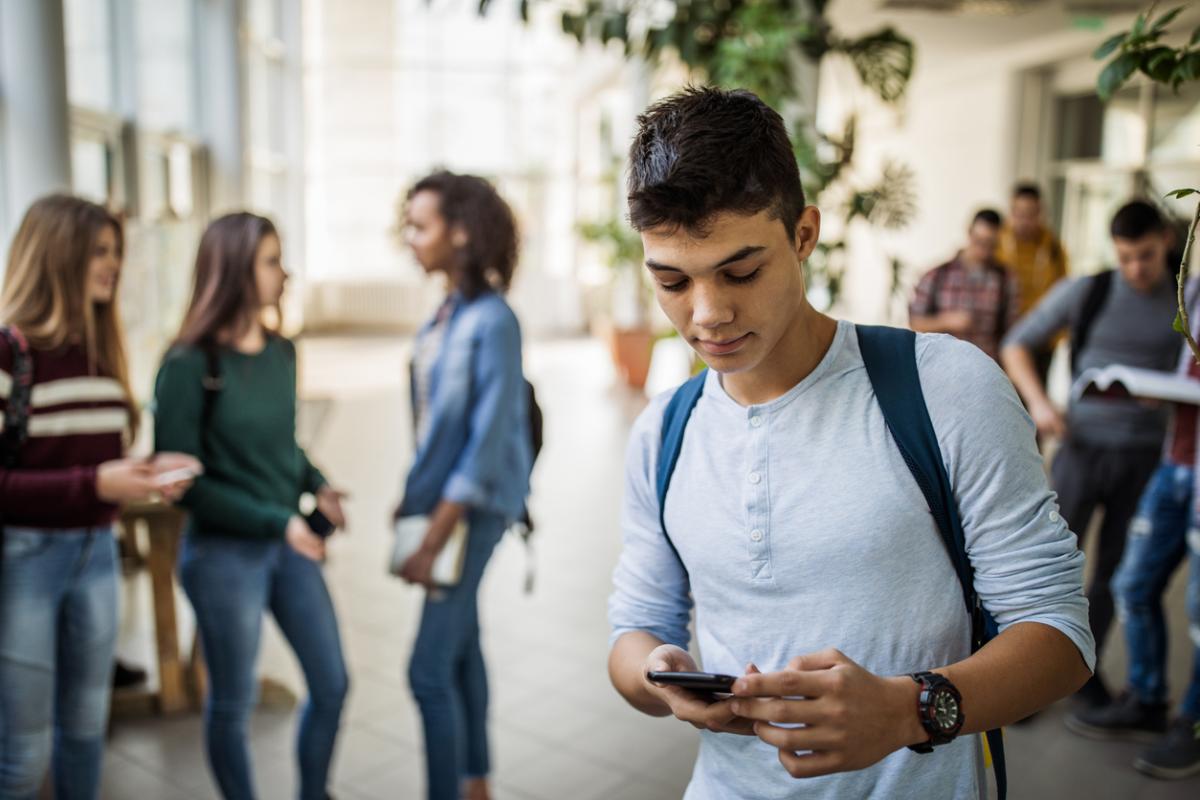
[606,325,654,390]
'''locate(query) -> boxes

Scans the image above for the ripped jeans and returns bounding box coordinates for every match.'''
[1112,462,1200,718]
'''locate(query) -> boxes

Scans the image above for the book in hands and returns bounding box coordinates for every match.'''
[1071,364,1200,406]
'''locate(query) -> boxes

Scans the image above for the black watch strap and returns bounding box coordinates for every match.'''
[907,671,964,753]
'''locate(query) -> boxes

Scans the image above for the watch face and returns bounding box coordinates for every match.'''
[932,689,961,731]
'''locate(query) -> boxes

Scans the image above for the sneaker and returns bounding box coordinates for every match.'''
[1073,674,1113,709]
[1064,691,1168,742]
[1135,716,1200,780]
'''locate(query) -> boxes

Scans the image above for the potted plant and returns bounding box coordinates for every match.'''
[579,217,655,389]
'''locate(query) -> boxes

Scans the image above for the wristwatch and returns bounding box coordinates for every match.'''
[907,671,964,753]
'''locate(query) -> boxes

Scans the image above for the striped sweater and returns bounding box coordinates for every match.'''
[0,335,126,528]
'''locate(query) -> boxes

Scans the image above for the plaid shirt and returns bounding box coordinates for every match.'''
[909,257,1019,361]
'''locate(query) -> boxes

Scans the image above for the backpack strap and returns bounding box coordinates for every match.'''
[1069,270,1114,374]
[655,370,707,571]
[0,324,34,576]
[856,324,1006,800]
[0,325,33,470]
[200,342,223,452]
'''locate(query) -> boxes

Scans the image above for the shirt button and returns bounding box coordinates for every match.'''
[1049,510,1060,523]
[750,529,764,542]
[748,472,761,485]
[750,415,763,428]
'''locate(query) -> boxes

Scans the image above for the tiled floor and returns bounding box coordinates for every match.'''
[102,335,1200,799]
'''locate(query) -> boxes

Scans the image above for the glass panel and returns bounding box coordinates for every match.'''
[167,142,194,218]
[1058,168,1138,276]
[1150,82,1200,164]
[71,137,111,204]
[135,0,195,131]
[1055,87,1144,166]
[64,0,114,110]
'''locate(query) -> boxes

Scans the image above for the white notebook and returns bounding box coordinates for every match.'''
[390,516,468,587]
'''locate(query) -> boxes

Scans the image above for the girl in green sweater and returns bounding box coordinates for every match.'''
[154,213,348,800]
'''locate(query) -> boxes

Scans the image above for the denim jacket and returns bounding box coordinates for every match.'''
[398,291,532,522]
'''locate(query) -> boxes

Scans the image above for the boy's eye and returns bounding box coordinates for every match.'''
[659,278,688,293]
[727,268,761,285]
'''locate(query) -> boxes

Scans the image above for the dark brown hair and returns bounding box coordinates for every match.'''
[406,171,519,299]
[627,86,806,240]
[173,212,278,347]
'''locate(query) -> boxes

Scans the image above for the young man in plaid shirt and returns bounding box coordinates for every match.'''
[909,209,1019,362]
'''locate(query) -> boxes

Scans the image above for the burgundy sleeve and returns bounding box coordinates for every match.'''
[0,465,103,522]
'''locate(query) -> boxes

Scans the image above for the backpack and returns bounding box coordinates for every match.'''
[655,324,1007,800]
[0,325,34,572]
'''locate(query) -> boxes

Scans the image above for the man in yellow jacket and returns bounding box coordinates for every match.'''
[996,183,1069,382]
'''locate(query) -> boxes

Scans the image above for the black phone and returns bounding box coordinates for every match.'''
[646,671,737,693]
[305,508,336,538]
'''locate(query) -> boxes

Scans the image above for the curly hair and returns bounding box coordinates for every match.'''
[406,171,519,299]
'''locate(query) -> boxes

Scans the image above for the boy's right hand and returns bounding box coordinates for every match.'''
[643,644,756,736]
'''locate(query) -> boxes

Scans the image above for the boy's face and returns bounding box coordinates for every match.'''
[1113,232,1169,293]
[641,206,820,375]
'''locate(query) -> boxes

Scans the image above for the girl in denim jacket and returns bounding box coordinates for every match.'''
[394,172,532,800]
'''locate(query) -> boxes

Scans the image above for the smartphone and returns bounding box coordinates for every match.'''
[154,467,198,487]
[305,508,336,538]
[646,671,737,693]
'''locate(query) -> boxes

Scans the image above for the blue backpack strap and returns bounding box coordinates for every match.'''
[655,370,708,572]
[856,324,1006,800]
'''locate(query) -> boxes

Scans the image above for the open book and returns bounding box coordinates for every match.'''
[1071,364,1200,406]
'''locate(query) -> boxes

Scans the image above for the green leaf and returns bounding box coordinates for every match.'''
[1174,310,1186,335]
[1132,12,1147,37]
[1191,24,1200,47]
[1174,51,1200,85]
[1092,32,1126,60]
[1098,52,1139,100]
[1165,188,1199,199]
[1151,6,1184,33]
[1144,47,1179,82]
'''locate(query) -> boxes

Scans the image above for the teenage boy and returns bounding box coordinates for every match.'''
[996,183,1069,383]
[909,208,1018,362]
[1064,282,1200,779]
[608,86,1094,799]
[1002,200,1180,708]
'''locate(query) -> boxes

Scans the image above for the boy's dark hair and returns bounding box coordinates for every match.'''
[1012,183,1041,201]
[406,171,519,299]
[627,86,805,239]
[1110,200,1165,240]
[972,209,1002,229]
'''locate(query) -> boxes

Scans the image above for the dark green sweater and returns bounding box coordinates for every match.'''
[153,337,325,539]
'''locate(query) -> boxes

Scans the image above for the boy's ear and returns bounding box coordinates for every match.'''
[793,206,821,262]
[451,225,469,248]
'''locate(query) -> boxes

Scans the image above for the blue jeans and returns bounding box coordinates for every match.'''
[180,535,349,800]
[0,526,118,800]
[1112,462,1200,719]
[408,511,507,800]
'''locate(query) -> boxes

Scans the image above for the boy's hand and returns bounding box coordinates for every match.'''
[643,645,756,736]
[730,648,927,778]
